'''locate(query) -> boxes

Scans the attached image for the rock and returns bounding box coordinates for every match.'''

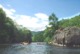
[53,26,80,46]
[21,42,29,45]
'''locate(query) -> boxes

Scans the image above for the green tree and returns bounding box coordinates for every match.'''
[0,8,32,44]
[49,13,58,30]
[0,8,8,43]
[43,13,59,42]
[59,15,80,28]
[16,27,32,43]
[32,31,44,42]
[5,17,16,43]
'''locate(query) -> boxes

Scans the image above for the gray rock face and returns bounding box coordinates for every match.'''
[53,26,80,46]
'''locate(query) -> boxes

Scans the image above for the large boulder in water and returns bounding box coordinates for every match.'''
[53,26,80,46]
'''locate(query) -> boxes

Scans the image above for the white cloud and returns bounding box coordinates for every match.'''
[0,4,49,31]
[0,4,80,31]
[16,14,48,31]
[10,9,16,13]
[0,5,2,8]
[0,4,16,20]
[35,13,48,21]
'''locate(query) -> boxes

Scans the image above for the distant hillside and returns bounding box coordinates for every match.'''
[31,31,44,42]
[31,31,43,36]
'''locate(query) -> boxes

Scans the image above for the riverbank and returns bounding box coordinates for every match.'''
[51,42,66,47]
[20,41,31,45]
[50,42,80,47]
[0,42,29,45]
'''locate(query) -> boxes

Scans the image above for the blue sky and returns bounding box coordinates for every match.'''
[0,0,80,31]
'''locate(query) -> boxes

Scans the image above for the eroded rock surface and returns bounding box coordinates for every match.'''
[53,26,80,46]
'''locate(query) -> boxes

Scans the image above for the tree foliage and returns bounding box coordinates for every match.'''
[43,13,59,42]
[59,15,80,28]
[31,13,80,43]
[32,13,59,42]
[32,31,44,42]
[0,8,32,44]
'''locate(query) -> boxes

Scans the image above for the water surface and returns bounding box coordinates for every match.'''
[0,42,80,54]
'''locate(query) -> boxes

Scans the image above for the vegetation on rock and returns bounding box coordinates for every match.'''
[32,12,80,45]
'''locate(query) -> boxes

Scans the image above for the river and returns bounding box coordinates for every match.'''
[0,42,80,54]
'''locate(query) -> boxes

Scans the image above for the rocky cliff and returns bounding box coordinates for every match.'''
[52,26,80,47]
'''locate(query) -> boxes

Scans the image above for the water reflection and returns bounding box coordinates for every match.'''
[0,43,80,54]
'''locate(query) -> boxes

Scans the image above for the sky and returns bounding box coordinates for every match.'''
[0,0,80,31]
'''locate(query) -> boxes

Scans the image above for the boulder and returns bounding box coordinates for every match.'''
[53,26,80,46]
